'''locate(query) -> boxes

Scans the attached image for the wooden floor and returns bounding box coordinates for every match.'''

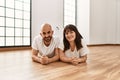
[0,46,120,80]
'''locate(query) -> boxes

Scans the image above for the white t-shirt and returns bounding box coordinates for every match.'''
[32,35,60,58]
[59,39,89,58]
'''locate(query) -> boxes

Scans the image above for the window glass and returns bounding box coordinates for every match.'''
[64,0,76,26]
[0,0,31,47]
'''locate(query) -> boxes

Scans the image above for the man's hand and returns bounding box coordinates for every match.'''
[40,56,49,65]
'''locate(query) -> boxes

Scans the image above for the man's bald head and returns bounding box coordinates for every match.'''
[40,23,52,33]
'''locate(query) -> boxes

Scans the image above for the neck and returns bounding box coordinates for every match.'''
[44,41,51,47]
[44,41,50,46]
[69,41,75,51]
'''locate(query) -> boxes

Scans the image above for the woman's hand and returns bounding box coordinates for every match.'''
[70,57,79,65]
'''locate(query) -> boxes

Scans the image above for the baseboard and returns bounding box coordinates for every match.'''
[0,46,32,52]
[87,44,120,47]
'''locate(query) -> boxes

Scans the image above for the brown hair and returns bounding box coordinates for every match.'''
[63,24,83,52]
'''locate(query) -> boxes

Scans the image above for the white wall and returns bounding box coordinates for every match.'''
[117,0,120,44]
[90,0,120,44]
[32,0,63,42]
[77,0,90,44]
[90,0,109,44]
[32,0,120,45]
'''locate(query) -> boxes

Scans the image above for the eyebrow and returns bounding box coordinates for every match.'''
[43,31,51,34]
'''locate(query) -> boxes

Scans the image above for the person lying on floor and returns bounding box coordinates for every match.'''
[59,24,89,65]
[32,23,60,65]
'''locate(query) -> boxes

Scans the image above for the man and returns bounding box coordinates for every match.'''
[32,23,60,64]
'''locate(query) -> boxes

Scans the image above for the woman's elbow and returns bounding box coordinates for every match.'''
[81,55,87,63]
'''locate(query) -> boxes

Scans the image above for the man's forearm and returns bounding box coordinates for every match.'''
[48,55,59,63]
[32,55,41,63]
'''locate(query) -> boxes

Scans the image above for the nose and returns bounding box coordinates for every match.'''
[67,32,71,36]
[45,33,49,37]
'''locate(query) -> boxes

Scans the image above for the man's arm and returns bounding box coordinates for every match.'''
[32,49,41,63]
[48,48,59,63]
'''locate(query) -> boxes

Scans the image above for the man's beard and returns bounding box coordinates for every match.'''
[43,36,52,42]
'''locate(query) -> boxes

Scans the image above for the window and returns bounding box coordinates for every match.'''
[0,0,31,47]
[64,0,77,26]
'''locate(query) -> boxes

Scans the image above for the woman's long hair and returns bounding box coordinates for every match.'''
[63,24,83,52]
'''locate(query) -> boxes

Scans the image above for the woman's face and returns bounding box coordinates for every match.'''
[65,30,76,42]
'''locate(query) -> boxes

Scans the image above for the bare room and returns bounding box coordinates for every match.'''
[0,0,120,80]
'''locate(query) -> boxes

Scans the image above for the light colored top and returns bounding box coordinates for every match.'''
[32,35,60,58]
[59,39,89,58]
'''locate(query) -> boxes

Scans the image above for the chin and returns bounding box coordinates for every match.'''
[68,39,74,42]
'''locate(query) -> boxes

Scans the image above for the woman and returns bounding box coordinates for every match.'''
[59,24,89,65]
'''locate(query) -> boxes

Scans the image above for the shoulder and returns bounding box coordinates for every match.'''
[53,36,59,40]
[34,35,41,39]
[33,35,42,42]
[53,36,60,42]
[58,39,64,50]
[81,39,87,46]
[79,39,89,55]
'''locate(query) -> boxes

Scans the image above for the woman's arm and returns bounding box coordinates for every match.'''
[76,54,87,63]
[70,55,87,65]
[59,49,73,63]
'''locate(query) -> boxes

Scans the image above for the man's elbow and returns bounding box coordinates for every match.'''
[55,54,60,61]
[60,56,65,62]
[31,55,36,62]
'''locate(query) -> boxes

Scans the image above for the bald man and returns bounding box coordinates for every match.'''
[32,23,60,64]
